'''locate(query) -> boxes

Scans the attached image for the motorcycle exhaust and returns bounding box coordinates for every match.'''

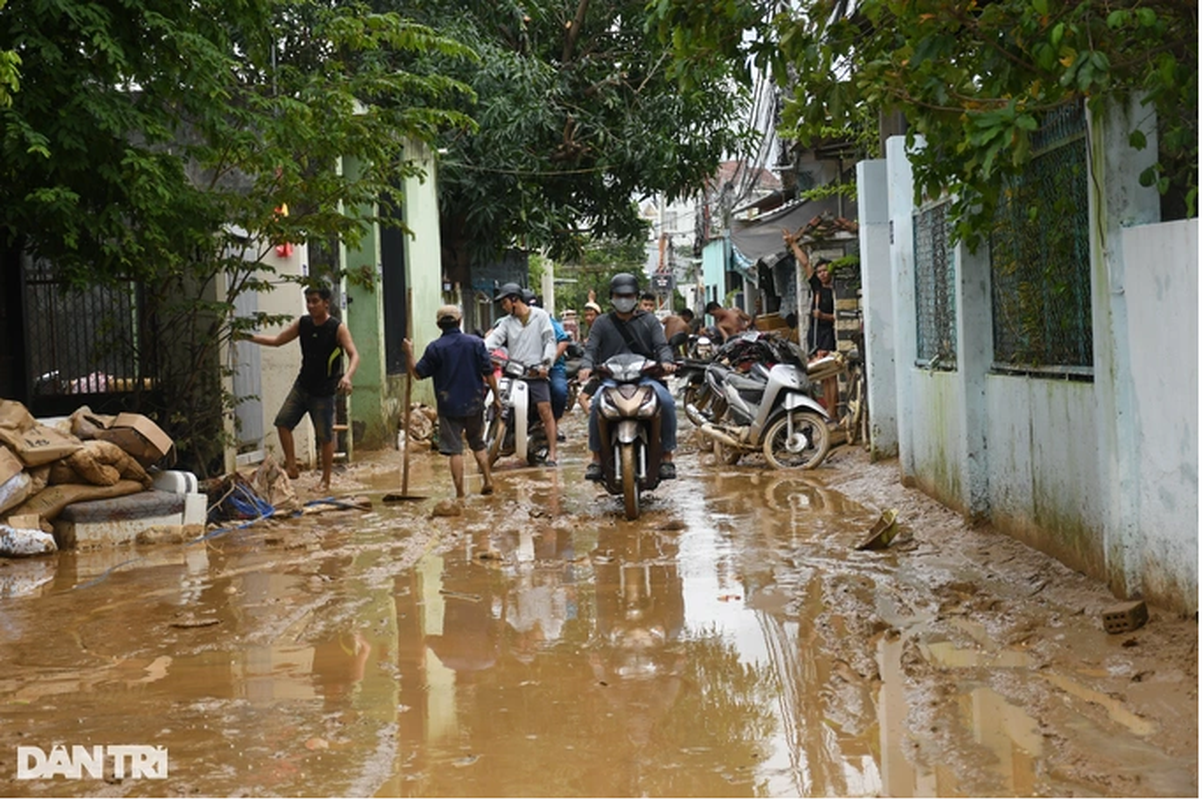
[700,423,744,450]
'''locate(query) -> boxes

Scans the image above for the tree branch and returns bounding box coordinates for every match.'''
[562,0,590,64]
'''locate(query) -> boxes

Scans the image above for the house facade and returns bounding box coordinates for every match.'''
[858,99,1198,614]
[222,143,447,471]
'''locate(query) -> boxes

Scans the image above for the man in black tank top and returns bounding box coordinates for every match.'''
[245,285,360,491]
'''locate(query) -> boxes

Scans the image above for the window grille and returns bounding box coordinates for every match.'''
[990,103,1092,375]
[914,200,957,368]
[22,256,144,397]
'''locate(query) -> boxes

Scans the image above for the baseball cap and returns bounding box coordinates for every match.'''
[436,304,462,323]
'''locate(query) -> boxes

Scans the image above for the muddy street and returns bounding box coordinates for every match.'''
[0,415,1196,797]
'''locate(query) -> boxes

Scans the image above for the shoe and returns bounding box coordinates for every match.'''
[658,462,677,480]
[545,459,558,467]
[556,432,566,442]
[585,463,603,482]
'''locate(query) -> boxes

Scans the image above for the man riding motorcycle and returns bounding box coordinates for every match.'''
[484,282,559,466]
[578,273,679,482]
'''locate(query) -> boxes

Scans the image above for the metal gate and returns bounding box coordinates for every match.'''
[20,254,145,408]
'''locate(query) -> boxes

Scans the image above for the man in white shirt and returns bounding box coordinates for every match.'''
[484,283,559,465]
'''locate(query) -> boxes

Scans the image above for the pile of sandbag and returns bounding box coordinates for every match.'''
[0,400,170,555]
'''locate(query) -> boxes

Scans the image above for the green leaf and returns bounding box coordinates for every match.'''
[1050,22,1065,48]
[1128,129,1147,150]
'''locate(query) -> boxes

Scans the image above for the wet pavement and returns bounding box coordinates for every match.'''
[0,420,1195,797]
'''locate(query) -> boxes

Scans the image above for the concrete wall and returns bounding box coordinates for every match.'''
[341,155,383,454]
[403,141,444,400]
[856,159,897,459]
[222,244,315,474]
[984,375,1106,579]
[348,143,443,450]
[1120,219,1198,609]
[701,237,728,315]
[866,102,1198,614]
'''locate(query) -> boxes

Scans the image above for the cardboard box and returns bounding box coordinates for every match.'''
[96,413,175,468]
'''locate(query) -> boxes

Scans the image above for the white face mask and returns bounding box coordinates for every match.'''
[612,296,637,313]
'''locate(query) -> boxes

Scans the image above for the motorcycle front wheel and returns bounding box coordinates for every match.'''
[620,443,640,520]
[485,416,507,467]
[763,410,830,470]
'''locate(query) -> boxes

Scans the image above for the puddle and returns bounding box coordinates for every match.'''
[0,444,1190,796]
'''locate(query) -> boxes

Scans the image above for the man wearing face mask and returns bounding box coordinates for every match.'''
[577,273,678,482]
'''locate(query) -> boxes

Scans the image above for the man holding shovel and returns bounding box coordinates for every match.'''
[403,305,500,499]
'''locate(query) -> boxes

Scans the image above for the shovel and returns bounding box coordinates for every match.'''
[384,288,427,503]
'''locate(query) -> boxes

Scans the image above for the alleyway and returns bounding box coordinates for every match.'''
[0,414,1196,796]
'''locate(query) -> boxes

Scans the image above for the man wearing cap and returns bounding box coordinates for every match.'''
[403,305,500,498]
[484,283,559,465]
[581,301,603,339]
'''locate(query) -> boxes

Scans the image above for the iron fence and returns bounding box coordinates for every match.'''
[990,103,1093,375]
[914,200,957,368]
[22,256,145,397]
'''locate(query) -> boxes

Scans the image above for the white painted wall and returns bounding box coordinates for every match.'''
[868,112,1198,614]
[1120,219,1198,606]
[857,159,897,459]
[223,245,314,474]
[402,142,444,410]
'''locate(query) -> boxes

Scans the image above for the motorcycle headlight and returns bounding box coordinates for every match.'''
[504,361,525,378]
[635,391,658,418]
[598,391,622,419]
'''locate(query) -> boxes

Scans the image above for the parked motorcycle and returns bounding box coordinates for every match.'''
[689,335,835,470]
[562,341,585,413]
[592,353,668,520]
[484,352,550,467]
[679,330,777,428]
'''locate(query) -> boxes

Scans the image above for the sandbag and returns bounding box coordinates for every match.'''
[0,422,83,467]
[7,479,145,524]
[0,471,33,517]
[49,461,120,487]
[0,524,58,557]
[48,440,152,488]
[0,399,36,432]
[68,405,114,441]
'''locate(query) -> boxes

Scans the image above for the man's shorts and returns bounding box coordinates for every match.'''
[523,377,551,406]
[439,412,486,456]
[274,383,336,444]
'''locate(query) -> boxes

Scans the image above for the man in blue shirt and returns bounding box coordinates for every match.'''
[403,305,501,498]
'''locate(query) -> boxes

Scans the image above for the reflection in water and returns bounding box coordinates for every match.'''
[589,525,686,750]
[311,631,372,707]
[397,519,781,797]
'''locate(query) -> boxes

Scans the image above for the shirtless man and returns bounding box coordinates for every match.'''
[704,301,752,342]
[661,308,694,350]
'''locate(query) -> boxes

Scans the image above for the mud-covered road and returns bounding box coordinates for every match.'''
[0,413,1196,797]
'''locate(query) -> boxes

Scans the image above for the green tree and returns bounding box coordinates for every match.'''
[383,0,754,264]
[0,0,474,471]
[651,0,1197,242]
[554,235,650,315]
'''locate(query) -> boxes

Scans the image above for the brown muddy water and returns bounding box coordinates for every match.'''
[0,433,1194,797]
